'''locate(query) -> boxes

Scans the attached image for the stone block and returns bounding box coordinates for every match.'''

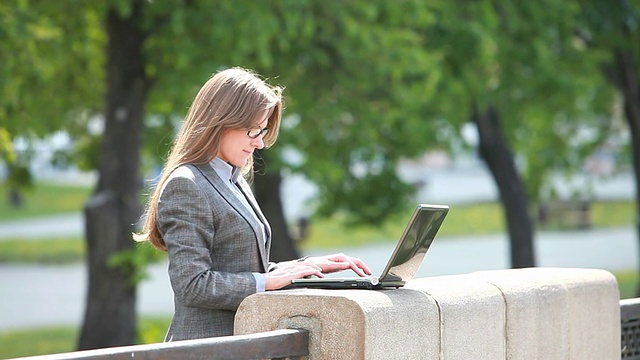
[235,288,439,360]
[472,267,620,360]
[405,274,506,359]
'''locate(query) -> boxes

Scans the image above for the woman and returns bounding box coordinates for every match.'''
[135,67,371,341]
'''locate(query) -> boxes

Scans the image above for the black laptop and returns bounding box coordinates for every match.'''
[288,204,449,290]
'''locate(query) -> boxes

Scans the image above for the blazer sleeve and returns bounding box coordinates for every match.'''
[157,171,257,311]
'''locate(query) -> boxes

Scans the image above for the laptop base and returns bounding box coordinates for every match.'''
[288,278,405,290]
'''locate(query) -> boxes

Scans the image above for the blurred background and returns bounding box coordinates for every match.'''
[1,0,639,358]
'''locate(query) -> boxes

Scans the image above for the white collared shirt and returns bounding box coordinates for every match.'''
[209,158,255,215]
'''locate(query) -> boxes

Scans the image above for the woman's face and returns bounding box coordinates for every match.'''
[217,110,269,167]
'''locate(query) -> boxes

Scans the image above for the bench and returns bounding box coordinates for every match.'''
[537,199,592,230]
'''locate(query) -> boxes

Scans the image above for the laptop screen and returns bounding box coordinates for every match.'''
[379,204,449,283]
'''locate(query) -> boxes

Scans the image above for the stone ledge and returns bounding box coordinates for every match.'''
[235,267,620,360]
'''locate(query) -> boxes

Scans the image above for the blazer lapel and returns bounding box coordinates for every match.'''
[236,178,272,255]
[193,164,271,271]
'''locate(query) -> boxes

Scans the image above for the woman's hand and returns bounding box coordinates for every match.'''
[301,253,372,277]
[264,261,324,290]
[265,253,372,290]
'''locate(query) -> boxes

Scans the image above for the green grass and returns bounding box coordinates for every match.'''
[591,200,637,228]
[299,200,636,250]
[0,238,85,264]
[0,183,91,221]
[0,326,79,359]
[617,269,639,299]
[0,316,171,359]
[300,203,506,250]
[0,238,166,266]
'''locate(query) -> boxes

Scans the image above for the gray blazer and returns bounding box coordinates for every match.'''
[157,163,271,341]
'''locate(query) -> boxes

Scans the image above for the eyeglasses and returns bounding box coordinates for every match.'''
[247,127,269,139]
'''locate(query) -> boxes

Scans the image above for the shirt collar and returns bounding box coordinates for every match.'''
[210,157,242,183]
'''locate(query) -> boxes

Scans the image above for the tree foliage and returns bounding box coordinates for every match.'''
[424,1,614,199]
[574,0,640,294]
[0,1,102,134]
[261,1,443,224]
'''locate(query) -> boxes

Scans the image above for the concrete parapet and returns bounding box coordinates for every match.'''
[469,267,620,360]
[234,268,620,360]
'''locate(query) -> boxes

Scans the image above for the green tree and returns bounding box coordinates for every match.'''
[417,1,612,267]
[258,0,614,272]
[0,1,102,205]
[264,1,441,225]
[576,0,640,294]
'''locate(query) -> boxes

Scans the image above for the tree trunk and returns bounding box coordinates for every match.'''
[79,3,149,350]
[253,150,300,262]
[611,50,640,296]
[472,105,536,268]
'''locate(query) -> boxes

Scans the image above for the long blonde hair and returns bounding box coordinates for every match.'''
[135,67,283,251]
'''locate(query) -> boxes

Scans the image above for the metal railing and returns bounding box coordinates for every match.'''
[622,298,640,359]
[15,328,309,360]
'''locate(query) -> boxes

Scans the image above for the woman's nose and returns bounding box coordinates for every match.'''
[250,136,265,149]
